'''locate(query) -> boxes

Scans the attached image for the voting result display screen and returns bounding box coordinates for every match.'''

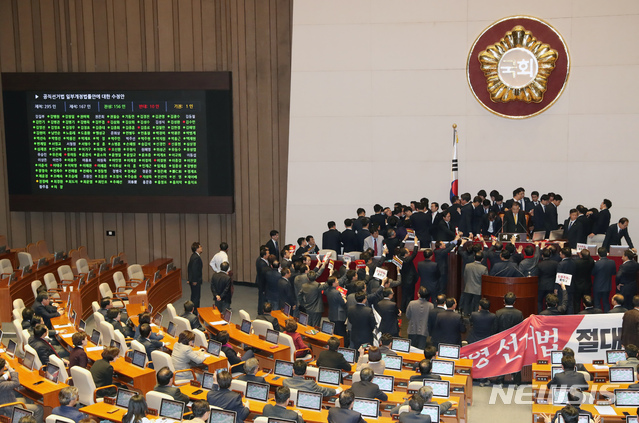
[2,72,233,213]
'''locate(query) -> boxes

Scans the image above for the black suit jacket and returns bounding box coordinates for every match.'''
[547,370,588,389]
[503,210,527,234]
[563,219,585,249]
[376,298,400,336]
[437,220,455,241]
[237,373,267,384]
[532,204,549,234]
[431,310,466,347]
[537,258,559,291]
[417,259,439,293]
[211,271,233,303]
[370,213,386,232]
[263,267,281,300]
[467,310,496,343]
[255,257,270,292]
[603,224,634,251]
[593,209,611,234]
[154,385,190,403]
[608,305,628,313]
[481,215,502,236]
[181,311,202,330]
[266,239,280,261]
[323,229,342,253]
[187,252,203,283]
[399,410,432,423]
[592,257,617,292]
[206,388,250,423]
[316,349,351,372]
[547,203,559,230]
[33,301,60,330]
[489,261,524,277]
[341,229,359,253]
[347,304,376,348]
[328,407,366,423]
[494,307,523,333]
[459,203,473,235]
[28,337,56,366]
[351,380,388,401]
[277,277,295,311]
[411,211,432,243]
[262,404,304,423]
[90,358,116,397]
[357,229,371,252]
[573,256,594,292]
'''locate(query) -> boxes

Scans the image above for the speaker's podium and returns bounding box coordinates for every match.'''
[481,275,538,317]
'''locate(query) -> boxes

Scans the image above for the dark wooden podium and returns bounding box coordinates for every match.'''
[482,275,538,317]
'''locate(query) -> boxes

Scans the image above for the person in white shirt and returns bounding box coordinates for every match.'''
[210,242,230,273]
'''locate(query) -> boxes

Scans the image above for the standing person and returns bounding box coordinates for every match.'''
[210,262,233,312]
[563,209,585,249]
[590,199,612,236]
[266,230,281,261]
[466,298,496,344]
[537,248,559,313]
[603,218,635,252]
[573,249,595,313]
[622,296,639,348]
[405,287,434,350]
[255,246,270,316]
[556,247,577,314]
[417,249,439,302]
[430,298,466,348]
[187,242,203,310]
[493,292,524,386]
[325,276,348,338]
[323,221,342,253]
[593,247,617,312]
[264,260,282,311]
[434,235,459,296]
[0,358,44,423]
[298,272,329,328]
[460,251,488,316]
[398,239,420,313]
[277,267,296,312]
[617,250,639,309]
[376,288,400,337]
[341,219,360,254]
[347,292,376,349]
[209,242,229,273]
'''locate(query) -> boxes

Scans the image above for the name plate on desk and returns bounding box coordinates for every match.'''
[458,368,470,375]
[537,359,548,365]
[594,377,606,383]
[86,346,104,352]
[593,360,604,365]
[137,291,147,295]
[536,376,549,382]
[452,387,464,393]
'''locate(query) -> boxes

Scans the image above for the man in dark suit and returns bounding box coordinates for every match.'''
[490,194,505,214]
[436,211,456,241]
[547,194,562,231]
[266,230,280,261]
[430,298,466,348]
[489,250,524,277]
[502,202,527,234]
[211,262,233,313]
[466,298,496,344]
[370,204,387,234]
[557,248,577,314]
[532,194,551,236]
[398,243,420,312]
[328,389,366,423]
[563,209,585,249]
[154,367,191,403]
[262,386,304,423]
[617,250,639,309]
[347,292,376,349]
[603,218,635,252]
[316,336,351,371]
[298,273,329,328]
[458,193,473,236]
[323,221,342,253]
[138,323,164,365]
[411,202,432,243]
[537,248,559,312]
[181,301,203,331]
[434,236,459,296]
[255,302,281,332]
[494,292,524,332]
[399,394,431,423]
[409,359,442,382]
[417,249,439,302]
[325,276,348,338]
[578,295,603,314]
[341,219,360,253]
[356,218,371,251]
[591,199,612,236]
[428,295,447,336]
[28,324,62,366]
[351,367,388,402]
[481,211,502,237]
[264,260,282,311]
[33,293,62,330]
[187,241,204,309]
[206,370,250,423]
[622,295,639,348]
[504,188,527,211]
[376,288,400,337]
[573,249,595,313]
[540,285,568,315]
[277,267,295,312]
[609,294,627,313]
[547,356,588,389]
[593,247,617,312]
[353,209,367,233]
[255,246,270,315]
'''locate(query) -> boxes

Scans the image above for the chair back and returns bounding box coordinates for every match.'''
[288,388,298,405]
[239,309,251,322]
[58,265,75,283]
[99,282,114,299]
[192,329,207,348]
[407,381,423,391]
[27,243,39,259]
[49,354,69,383]
[113,330,128,357]
[352,371,361,384]
[12,320,25,355]
[46,415,76,423]
[44,273,59,291]
[79,245,90,260]
[12,309,22,323]
[99,321,115,346]
[145,391,173,412]
[166,304,178,320]
[93,312,105,330]
[76,258,90,275]
[0,234,7,249]
[18,252,33,268]
[305,367,319,379]
[113,271,127,291]
[69,249,80,267]
[0,258,13,275]
[278,332,297,361]
[230,379,247,395]
[92,301,100,314]
[37,240,51,257]
[127,264,144,281]
[253,418,269,423]
[31,280,42,300]
[70,366,98,405]
[119,252,128,265]
[24,344,43,370]
[13,298,25,311]
[130,339,146,355]
[251,320,273,338]
[173,316,191,335]
[151,350,175,375]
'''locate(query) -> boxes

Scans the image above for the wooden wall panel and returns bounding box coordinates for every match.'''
[0,0,292,284]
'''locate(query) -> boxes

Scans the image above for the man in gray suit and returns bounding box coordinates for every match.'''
[283,360,341,398]
[154,367,191,403]
[262,386,304,423]
[460,251,488,316]
[406,287,434,350]
[298,273,329,327]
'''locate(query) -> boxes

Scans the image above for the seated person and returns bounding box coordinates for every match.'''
[283,359,341,398]
[51,386,88,422]
[547,355,588,390]
[217,330,254,368]
[614,344,639,367]
[171,330,207,380]
[356,345,385,373]
[283,319,312,358]
[630,364,639,388]
[399,394,430,423]
[561,347,587,372]
[21,307,35,333]
[237,358,266,383]
[181,300,203,331]
[328,389,366,423]
[549,391,593,423]
[134,312,164,341]
[413,346,437,371]
[255,302,282,332]
[262,386,304,423]
[90,346,121,398]
[0,358,44,422]
[68,332,88,370]
[316,336,351,372]
[154,366,191,403]
[206,370,250,423]
[98,298,112,317]
[351,367,388,401]
[122,395,151,423]
[377,333,398,357]
[106,308,134,338]
[390,385,452,417]
[409,359,441,382]
[29,324,70,366]
[138,323,165,367]
[190,400,211,423]
[541,404,598,423]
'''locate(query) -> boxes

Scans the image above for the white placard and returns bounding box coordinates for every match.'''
[373,267,388,280]
[555,272,572,286]
[343,254,352,264]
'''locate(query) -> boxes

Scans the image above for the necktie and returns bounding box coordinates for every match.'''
[44,339,60,358]
[514,214,518,225]
[373,239,378,256]
[569,221,573,229]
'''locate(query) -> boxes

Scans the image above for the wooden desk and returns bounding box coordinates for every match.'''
[68,262,128,320]
[398,352,473,376]
[532,363,610,380]
[272,310,344,353]
[532,403,636,423]
[531,381,632,401]
[142,258,173,275]
[198,307,291,362]
[80,402,159,422]
[127,267,182,315]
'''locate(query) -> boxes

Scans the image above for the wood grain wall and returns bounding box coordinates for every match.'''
[0,0,292,284]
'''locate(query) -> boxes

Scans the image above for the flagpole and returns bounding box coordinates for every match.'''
[450,124,459,202]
